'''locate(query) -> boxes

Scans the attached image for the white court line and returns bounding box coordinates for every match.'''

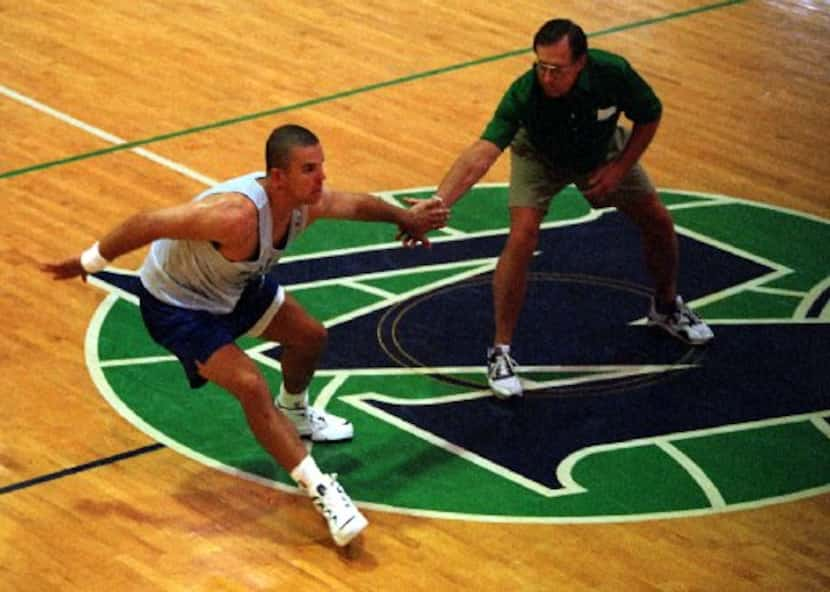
[795,275,830,320]
[812,416,830,440]
[340,279,398,300]
[0,84,217,186]
[343,391,561,497]
[749,286,808,298]
[99,355,178,367]
[655,439,726,508]
[86,274,139,305]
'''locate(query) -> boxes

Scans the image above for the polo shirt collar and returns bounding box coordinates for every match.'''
[570,55,593,97]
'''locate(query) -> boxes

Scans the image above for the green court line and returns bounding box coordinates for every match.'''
[0,0,745,181]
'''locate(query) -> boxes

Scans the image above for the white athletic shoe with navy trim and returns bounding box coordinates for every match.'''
[277,403,354,442]
[487,346,523,398]
[647,295,714,345]
[309,474,368,547]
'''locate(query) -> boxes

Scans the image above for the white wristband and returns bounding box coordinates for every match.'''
[80,242,109,273]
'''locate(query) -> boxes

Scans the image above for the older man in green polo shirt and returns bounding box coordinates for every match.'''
[427,18,713,398]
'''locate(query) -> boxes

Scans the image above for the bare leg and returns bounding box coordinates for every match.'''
[198,302,366,545]
[259,293,328,394]
[492,207,546,345]
[196,344,307,470]
[257,292,354,442]
[617,192,678,305]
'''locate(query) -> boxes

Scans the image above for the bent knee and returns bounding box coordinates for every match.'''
[506,208,544,253]
[284,319,328,354]
[623,193,675,231]
[232,371,271,403]
[505,228,540,255]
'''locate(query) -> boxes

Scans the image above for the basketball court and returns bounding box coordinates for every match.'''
[2,1,828,590]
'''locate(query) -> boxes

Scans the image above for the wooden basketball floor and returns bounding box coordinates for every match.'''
[2,1,828,590]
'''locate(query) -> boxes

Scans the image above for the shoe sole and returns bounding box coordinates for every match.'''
[300,432,354,442]
[295,424,355,442]
[333,513,369,547]
[277,404,355,441]
[488,380,523,399]
[647,320,714,346]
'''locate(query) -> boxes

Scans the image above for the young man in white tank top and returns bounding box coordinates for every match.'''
[42,124,449,547]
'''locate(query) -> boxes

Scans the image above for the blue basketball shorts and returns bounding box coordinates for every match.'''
[137,275,285,388]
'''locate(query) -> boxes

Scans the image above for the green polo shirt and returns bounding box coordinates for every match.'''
[481,48,662,173]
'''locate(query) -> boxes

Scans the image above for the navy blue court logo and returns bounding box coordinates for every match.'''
[87,186,830,522]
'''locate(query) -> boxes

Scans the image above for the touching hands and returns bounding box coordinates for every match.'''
[396,196,450,248]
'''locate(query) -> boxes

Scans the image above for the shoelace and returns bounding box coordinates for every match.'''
[674,305,702,326]
[306,407,329,428]
[314,498,336,520]
[314,476,355,524]
[490,352,516,379]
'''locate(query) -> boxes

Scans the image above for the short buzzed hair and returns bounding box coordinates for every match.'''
[533,19,587,60]
[265,124,320,171]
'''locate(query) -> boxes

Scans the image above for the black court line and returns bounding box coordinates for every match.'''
[0,443,165,495]
[0,0,746,181]
[806,288,830,318]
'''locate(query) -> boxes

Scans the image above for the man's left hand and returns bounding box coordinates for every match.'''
[583,160,626,205]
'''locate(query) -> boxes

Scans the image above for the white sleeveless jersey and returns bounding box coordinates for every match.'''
[139,172,308,313]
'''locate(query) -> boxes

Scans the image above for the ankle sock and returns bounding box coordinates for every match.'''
[655,297,678,315]
[290,455,325,493]
[278,385,308,409]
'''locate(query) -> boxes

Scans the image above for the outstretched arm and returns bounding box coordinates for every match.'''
[434,139,503,206]
[396,139,502,245]
[40,193,256,281]
[308,190,449,247]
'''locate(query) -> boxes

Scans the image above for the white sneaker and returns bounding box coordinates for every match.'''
[277,403,354,442]
[487,346,523,398]
[309,474,368,547]
[647,295,714,345]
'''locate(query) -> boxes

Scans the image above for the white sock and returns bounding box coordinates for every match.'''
[290,455,326,493]
[278,384,308,409]
[494,343,511,354]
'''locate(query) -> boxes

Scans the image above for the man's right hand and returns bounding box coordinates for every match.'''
[396,196,450,248]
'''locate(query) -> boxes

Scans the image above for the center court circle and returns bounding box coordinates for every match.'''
[376,272,701,396]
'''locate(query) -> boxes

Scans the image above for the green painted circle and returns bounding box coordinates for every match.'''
[87,186,830,523]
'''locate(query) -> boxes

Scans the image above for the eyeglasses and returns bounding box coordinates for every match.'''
[535,60,578,78]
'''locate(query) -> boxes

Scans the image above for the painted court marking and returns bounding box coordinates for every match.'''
[7,0,824,522]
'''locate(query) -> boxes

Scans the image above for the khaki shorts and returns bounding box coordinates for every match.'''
[508,126,655,212]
